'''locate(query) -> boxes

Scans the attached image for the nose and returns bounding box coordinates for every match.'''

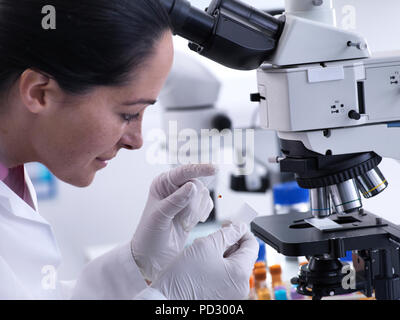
[118,126,143,150]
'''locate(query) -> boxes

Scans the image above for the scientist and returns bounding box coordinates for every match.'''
[0,0,258,299]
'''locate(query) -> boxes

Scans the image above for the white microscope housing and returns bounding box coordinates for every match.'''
[253,0,400,219]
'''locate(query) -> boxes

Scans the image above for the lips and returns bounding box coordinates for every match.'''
[95,155,116,169]
[97,157,112,162]
[96,155,116,162]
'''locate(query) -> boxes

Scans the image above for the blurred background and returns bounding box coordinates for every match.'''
[30,0,400,280]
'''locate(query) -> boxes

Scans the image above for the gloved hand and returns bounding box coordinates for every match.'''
[132,164,217,282]
[150,222,259,300]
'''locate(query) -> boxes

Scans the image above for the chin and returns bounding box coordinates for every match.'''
[74,175,96,188]
[73,179,94,188]
[43,160,98,188]
[58,171,96,188]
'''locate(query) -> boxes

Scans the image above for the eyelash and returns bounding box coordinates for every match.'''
[121,113,140,123]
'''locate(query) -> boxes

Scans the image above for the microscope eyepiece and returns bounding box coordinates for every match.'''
[159,0,284,70]
[159,0,215,46]
[206,0,282,38]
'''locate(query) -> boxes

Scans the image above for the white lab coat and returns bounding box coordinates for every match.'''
[0,166,164,300]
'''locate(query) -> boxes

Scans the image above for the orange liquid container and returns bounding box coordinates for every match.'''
[269,264,283,288]
[257,287,271,300]
[253,261,266,271]
[253,266,271,300]
[248,275,257,300]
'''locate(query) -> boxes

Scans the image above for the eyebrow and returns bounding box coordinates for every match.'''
[121,99,157,106]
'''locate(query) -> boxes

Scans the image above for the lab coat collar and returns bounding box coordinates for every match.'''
[24,166,39,212]
[0,165,49,226]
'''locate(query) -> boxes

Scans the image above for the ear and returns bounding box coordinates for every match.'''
[19,69,60,114]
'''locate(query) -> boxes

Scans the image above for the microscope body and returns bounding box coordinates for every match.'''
[160,0,400,299]
[253,3,400,300]
[257,52,400,150]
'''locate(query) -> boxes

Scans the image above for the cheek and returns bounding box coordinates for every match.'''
[42,117,123,187]
[46,111,123,165]
[79,118,124,157]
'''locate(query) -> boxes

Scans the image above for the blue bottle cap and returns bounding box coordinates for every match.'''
[340,250,353,262]
[274,289,288,300]
[256,239,266,262]
[273,181,309,206]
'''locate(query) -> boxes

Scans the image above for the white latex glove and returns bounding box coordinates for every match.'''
[132,164,217,281]
[150,222,259,300]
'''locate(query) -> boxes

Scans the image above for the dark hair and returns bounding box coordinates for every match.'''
[0,0,171,95]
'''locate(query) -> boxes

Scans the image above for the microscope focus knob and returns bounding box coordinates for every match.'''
[250,93,266,102]
[211,114,232,131]
[348,110,361,120]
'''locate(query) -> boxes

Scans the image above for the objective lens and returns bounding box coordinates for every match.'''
[310,187,332,218]
[356,167,388,198]
[328,179,362,215]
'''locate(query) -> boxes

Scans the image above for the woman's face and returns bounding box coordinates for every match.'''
[30,32,174,187]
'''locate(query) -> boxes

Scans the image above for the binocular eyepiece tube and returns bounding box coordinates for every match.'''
[159,0,284,70]
[159,0,215,45]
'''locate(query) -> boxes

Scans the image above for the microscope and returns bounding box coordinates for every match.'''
[160,0,400,300]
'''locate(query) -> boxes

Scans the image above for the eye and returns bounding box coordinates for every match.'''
[121,113,140,123]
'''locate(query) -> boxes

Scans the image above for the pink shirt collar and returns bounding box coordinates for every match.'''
[0,162,8,181]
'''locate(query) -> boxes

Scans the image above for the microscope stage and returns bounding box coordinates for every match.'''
[251,211,400,257]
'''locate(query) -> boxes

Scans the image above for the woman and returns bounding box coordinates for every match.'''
[0,0,258,299]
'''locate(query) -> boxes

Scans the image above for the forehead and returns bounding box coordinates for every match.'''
[132,32,174,84]
[111,31,174,97]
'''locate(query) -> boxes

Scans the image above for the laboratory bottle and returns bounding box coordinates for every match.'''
[248,274,257,300]
[269,264,283,288]
[273,181,309,215]
[253,267,271,300]
[269,264,290,300]
[274,288,288,300]
[253,261,266,273]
